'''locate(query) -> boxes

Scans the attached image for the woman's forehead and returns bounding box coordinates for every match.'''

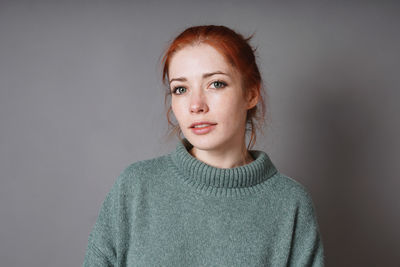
[169,44,238,79]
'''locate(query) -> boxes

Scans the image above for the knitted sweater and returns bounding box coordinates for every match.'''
[83,138,324,266]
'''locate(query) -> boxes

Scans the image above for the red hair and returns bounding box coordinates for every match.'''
[160,25,267,150]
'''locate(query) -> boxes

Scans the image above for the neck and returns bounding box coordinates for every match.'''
[189,140,254,169]
[170,137,278,196]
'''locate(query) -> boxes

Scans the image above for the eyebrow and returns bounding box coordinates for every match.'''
[169,71,230,84]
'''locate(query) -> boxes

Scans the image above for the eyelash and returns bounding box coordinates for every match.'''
[170,80,227,95]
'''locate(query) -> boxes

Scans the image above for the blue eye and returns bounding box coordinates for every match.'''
[172,86,186,95]
[212,81,227,88]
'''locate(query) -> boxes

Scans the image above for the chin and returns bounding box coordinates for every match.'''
[185,134,227,151]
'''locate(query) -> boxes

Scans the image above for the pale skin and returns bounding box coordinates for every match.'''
[168,44,260,169]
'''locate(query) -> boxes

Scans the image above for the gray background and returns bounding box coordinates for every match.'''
[1,0,399,266]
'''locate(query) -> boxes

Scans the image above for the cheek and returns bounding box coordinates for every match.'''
[214,95,247,126]
[171,99,185,122]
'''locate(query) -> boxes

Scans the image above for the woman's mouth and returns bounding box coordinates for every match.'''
[190,123,217,135]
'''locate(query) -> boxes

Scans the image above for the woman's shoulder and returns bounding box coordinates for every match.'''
[115,153,171,185]
[107,152,178,195]
[122,153,170,175]
[266,171,316,207]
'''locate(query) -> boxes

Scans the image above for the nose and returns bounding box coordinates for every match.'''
[190,90,209,114]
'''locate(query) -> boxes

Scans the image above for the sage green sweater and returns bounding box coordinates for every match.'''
[83,138,324,266]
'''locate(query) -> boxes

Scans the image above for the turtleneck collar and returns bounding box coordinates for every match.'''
[169,138,278,193]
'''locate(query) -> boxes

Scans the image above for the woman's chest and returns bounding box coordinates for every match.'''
[121,196,294,266]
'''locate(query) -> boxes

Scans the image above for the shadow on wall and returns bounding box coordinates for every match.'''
[305,68,399,266]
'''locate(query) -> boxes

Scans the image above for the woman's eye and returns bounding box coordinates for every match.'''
[211,81,227,89]
[172,87,186,95]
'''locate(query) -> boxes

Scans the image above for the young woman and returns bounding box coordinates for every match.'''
[83,25,325,266]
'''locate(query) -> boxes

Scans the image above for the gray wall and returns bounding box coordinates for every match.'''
[1,1,399,266]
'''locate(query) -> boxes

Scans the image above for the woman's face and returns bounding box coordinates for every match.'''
[169,43,257,152]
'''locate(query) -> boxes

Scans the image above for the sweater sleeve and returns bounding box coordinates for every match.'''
[288,189,325,267]
[83,176,121,267]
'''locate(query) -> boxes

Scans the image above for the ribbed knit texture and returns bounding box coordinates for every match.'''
[83,138,324,266]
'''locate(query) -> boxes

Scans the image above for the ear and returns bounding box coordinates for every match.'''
[246,86,260,110]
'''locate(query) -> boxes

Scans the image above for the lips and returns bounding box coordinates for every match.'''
[189,122,217,128]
